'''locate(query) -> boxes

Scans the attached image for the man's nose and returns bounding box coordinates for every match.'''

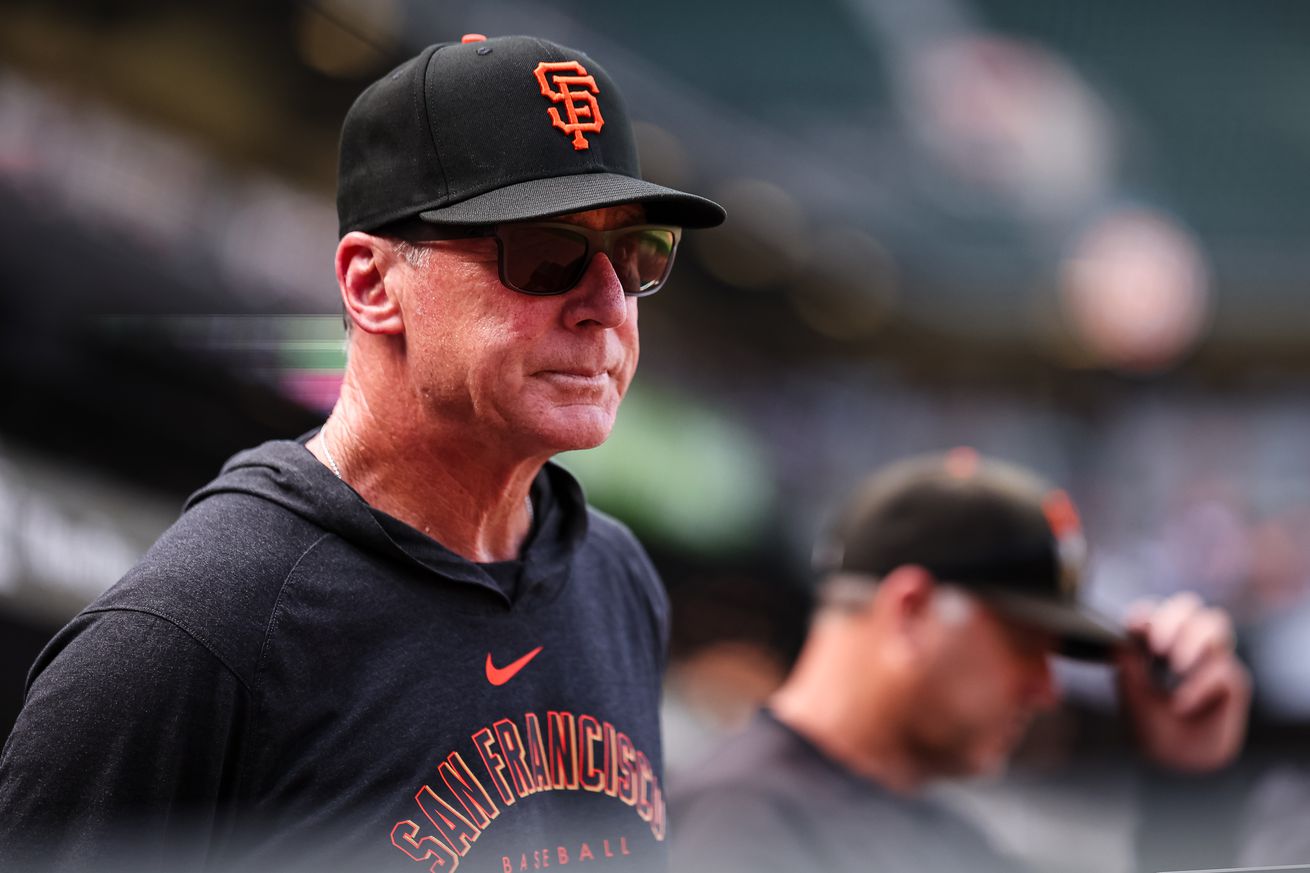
[565,253,629,328]
[1026,654,1060,711]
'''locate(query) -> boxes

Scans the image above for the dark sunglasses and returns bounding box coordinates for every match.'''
[392,221,683,297]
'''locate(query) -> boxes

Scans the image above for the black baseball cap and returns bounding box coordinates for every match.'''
[337,34,726,237]
[815,449,1126,660]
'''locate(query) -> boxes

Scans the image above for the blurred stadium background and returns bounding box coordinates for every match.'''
[3,1,1310,870]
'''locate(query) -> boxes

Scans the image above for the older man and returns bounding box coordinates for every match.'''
[0,35,722,873]
[672,450,1251,873]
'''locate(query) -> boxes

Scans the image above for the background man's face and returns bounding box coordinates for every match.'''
[901,594,1059,780]
[395,204,644,455]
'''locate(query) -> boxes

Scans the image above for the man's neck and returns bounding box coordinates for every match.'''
[768,620,926,795]
[309,382,543,563]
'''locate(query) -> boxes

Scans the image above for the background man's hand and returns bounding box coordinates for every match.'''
[1115,592,1252,773]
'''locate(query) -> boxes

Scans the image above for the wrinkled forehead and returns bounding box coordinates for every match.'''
[546,202,647,230]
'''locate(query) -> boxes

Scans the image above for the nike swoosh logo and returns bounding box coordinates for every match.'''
[485,646,543,686]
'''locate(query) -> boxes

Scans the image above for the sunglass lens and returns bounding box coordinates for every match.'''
[499,225,589,294]
[611,228,677,295]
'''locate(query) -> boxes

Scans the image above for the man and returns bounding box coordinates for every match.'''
[672,449,1251,873]
[0,35,723,873]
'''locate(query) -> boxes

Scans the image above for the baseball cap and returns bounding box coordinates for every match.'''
[337,34,726,236]
[815,449,1126,660]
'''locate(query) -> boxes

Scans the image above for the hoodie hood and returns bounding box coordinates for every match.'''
[184,434,589,606]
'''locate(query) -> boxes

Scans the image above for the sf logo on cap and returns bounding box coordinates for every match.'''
[534,61,604,151]
[1042,489,1086,599]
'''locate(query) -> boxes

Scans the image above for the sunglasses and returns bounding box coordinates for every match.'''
[393,221,683,297]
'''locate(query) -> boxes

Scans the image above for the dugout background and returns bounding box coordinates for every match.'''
[3,2,1310,870]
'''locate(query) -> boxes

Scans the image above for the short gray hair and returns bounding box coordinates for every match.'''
[390,238,433,270]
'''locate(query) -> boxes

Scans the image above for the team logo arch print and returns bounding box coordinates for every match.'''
[534,61,604,150]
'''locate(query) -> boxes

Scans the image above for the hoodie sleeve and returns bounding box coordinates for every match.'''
[626,535,671,669]
[0,608,250,872]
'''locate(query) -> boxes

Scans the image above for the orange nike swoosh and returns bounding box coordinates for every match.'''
[485,646,543,686]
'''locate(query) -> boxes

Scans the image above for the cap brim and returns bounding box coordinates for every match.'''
[979,590,1128,662]
[416,172,725,229]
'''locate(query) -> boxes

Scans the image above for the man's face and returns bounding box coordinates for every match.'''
[901,592,1059,780]
[390,204,644,456]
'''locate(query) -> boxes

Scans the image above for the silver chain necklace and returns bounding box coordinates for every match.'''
[321,435,344,479]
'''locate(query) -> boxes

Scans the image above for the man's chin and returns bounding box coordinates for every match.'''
[967,730,1027,781]
[528,410,618,454]
[966,752,1011,783]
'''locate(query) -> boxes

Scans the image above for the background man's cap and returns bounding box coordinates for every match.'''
[337,34,726,236]
[815,448,1126,660]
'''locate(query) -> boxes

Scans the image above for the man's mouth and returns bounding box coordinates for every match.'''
[537,369,611,389]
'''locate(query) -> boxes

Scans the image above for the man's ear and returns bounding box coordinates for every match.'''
[336,232,405,335]
[878,565,937,636]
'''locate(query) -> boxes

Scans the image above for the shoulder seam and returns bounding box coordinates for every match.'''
[236,532,333,800]
[251,532,334,696]
[79,606,255,695]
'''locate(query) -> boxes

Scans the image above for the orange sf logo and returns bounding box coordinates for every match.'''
[1041,489,1082,539]
[534,60,604,151]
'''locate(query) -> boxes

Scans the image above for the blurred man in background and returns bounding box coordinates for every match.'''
[672,450,1251,873]
[0,34,723,873]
